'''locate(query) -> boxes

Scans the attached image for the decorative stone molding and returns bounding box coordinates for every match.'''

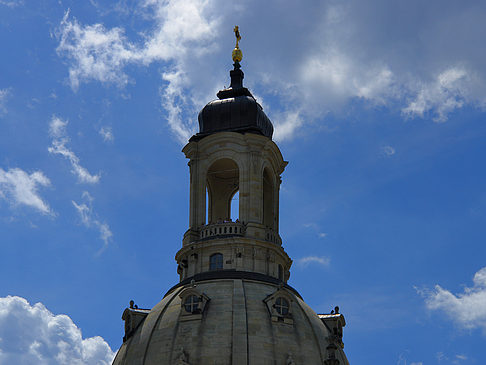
[121,301,150,342]
[182,132,287,245]
[263,287,294,324]
[175,237,292,282]
[200,221,245,239]
[175,347,190,365]
[265,227,281,245]
[318,306,346,349]
[179,286,210,321]
[323,343,340,365]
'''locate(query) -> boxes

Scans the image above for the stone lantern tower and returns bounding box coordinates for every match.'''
[112,28,350,365]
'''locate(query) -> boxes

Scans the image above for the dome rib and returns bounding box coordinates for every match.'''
[113,279,350,365]
[143,288,184,364]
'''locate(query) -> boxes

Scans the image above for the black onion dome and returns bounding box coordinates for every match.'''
[192,63,274,141]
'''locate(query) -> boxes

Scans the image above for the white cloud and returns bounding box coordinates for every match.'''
[435,352,468,364]
[0,167,52,215]
[56,0,220,143]
[272,110,304,142]
[56,10,140,91]
[437,352,447,362]
[49,116,68,138]
[48,116,100,184]
[397,351,423,365]
[0,0,23,7]
[55,1,486,141]
[296,255,330,268]
[0,296,114,365]
[99,126,114,142]
[298,52,398,111]
[381,145,396,156]
[402,67,473,122]
[0,88,10,114]
[147,0,221,142]
[72,191,113,252]
[418,267,486,332]
[272,2,486,126]
[255,1,486,131]
[303,222,328,239]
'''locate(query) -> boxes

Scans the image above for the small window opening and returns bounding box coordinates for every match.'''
[184,295,201,313]
[210,253,223,271]
[278,264,283,281]
[275,297,289,315]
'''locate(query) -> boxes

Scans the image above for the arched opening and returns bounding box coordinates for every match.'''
[207,159,239,224]
[263,167,275,229]
[230,190,239,221]
[209,253,223,270]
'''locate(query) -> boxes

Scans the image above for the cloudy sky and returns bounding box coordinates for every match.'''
[1,0,486,364]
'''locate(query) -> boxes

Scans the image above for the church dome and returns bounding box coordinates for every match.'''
[112,273,348,365]
[112,28,350,365]
[192,64,274,141]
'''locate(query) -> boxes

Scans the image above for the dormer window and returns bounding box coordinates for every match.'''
[263,288,294,324]
[274,297,289,315]
[179,287,210,321]
[184,295,201,313]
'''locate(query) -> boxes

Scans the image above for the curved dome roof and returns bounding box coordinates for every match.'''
[192,65,274,141]
[113,274,348,365]
[112,57,350,364]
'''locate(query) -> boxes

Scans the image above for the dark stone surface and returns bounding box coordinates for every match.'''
[191,64,274,141]
[164,269,302,299]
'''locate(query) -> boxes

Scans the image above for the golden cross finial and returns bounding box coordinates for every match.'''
[234,26,241,49]
[232,26,243,63]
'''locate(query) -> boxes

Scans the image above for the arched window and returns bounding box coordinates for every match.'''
[206,159,239,224]
[209,253,223,270]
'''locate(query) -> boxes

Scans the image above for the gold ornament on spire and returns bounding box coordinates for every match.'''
[232,25,243,63]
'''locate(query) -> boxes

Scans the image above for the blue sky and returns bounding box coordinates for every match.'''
[1,0,486,364]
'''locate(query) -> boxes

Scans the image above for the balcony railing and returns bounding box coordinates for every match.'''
[198,222,281,245]
[200,221,246,240]
[265,228,281,245]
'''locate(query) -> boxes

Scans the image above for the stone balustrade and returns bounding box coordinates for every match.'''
[199,222,282,245]
[200,221,246,239]
[265,228,282,245]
